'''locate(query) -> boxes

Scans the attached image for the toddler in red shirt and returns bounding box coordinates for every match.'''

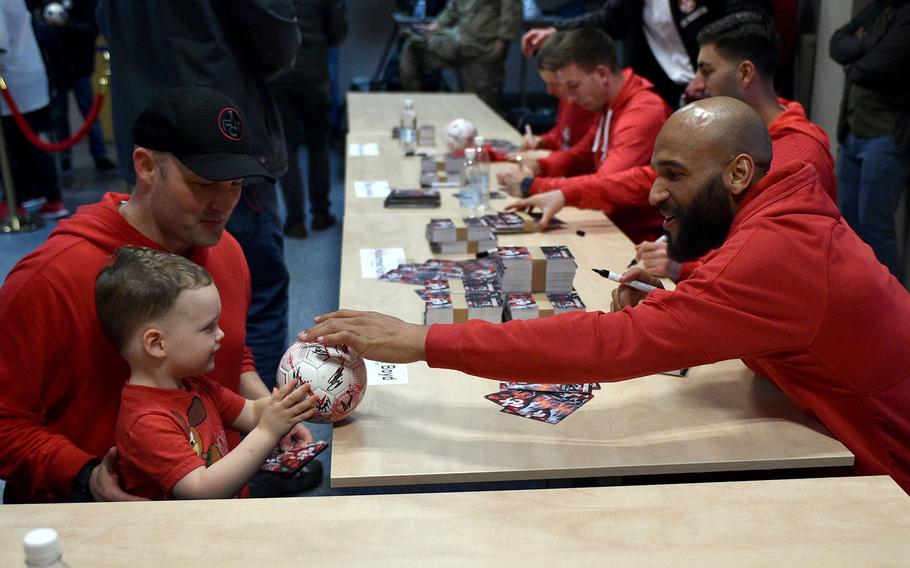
[96,246,315,499]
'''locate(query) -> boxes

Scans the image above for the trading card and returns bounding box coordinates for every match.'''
[259,440,328,476]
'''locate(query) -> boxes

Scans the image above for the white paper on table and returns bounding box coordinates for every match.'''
[365,359,409,385]
[360,248,406,279]
[354,180,391,198]
[348,143,380,156]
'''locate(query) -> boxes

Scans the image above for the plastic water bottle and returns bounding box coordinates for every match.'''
[24,529,69,567]
[460,148,481,212]
[400,99,417,155]
[413,0,427,20]
[473,136,491,211]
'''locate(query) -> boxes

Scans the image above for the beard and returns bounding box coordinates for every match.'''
[666,174,736,263]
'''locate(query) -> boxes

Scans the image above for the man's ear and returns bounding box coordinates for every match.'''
[142,327,167,359]
[737,60,757,89]
[726,153,755,197]
[133,147,159,185]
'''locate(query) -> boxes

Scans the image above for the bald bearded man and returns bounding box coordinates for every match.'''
[303,98,910,494]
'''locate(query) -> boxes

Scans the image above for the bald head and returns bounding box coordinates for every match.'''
[659,97,772,173]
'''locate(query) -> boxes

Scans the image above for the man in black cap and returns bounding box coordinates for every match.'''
[0,86,318,503]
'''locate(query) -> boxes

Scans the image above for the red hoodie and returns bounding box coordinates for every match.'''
[0,193,256,502]
[536,99,598,152]
[426,162,910,494]
[529,69,671,243]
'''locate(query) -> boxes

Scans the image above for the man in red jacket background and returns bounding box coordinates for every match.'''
[303,97,910,495]
[497,27,671,244]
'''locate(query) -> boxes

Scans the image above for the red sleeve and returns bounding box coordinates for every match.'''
[241,346,257,375]
[677,259,702,282]
[425,223,824,383]
[537,125,562,151]
[535,121,598,180]
[0,271,93,499]
[558,166,657,214]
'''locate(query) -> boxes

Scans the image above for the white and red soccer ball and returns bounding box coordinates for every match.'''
[276,342,367,423]
[444,118,477,151]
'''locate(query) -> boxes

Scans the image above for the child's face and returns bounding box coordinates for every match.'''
[159,284,224,377]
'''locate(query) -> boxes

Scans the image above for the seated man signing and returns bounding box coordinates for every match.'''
[497,27,671,244]
[304,97,910,495]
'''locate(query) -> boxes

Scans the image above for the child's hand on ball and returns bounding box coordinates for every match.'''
[258,382,316,439]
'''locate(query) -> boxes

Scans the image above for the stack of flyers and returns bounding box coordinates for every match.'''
[426,217,497,254]
[426,217,495,242]
[496,245,576,293]
[482,211,566,234]
[380,258,500,285]
[540,246,577,292]
[259,440,328,476]
[415,277,500,300]
[484,382,600,425]
[423,291,503,324]
[547,291,586,314]
[418,124,436,147]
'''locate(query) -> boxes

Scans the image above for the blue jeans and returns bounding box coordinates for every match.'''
[837,133,910,276]
[225,180,289,389]
[51,75,108,161]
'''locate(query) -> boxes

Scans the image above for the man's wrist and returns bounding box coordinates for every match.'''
[520,176,534,197]
[71,458,101,502]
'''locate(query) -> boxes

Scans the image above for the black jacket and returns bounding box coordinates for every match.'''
[271,0,348,86]
[96,0,301,182]
[557,0,771,106]
[830,0,910,154]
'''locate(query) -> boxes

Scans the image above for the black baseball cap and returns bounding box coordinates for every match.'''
[132,86,275,183]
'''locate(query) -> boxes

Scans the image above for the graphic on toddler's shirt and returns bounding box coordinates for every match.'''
[171,396,229,466]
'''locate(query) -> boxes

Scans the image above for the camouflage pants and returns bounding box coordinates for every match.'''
[399,28,506,110]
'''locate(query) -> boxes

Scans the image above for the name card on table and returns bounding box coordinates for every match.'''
[349,143,380,156]
[354,180,391,198]
[365,359,409,385]
[360,248,406,279]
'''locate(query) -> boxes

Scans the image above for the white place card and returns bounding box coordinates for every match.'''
[359,247,406,279]
[348,143,380,156]
[354,180,391,198]
[365,359,409,385]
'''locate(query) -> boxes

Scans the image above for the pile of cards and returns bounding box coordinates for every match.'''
[482,211,566,234]
[418,125,436,147]
[497,245,577,293]
[485,382,600,425]
[426,217,497,254]
[416,277,501,300]
[384,189,440,208]
[503,290,586,320]
[380,258,500,285]
[420,155,463,188]
[259,440,328,476]
[424,291,503,324]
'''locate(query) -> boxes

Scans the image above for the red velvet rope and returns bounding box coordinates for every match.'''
[0,84,106,153]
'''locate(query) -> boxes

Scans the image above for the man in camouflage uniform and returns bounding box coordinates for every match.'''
[399,0,523,109]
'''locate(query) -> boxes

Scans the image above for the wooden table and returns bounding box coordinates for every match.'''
[331,92,852,488]
[1,476,907,566]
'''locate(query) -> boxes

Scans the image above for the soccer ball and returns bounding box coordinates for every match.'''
[444,118,477,151]
[276,342,367,423]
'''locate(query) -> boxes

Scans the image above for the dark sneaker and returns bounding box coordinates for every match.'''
[311,213,337,231]
[284,221,308,239]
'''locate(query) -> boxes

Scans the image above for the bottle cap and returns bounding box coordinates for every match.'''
[464,148,476,159]
[24,528,62,566]
[474,135,485,146]
[403,98,414,108]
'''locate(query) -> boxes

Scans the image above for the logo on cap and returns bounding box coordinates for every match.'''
[218,108,244,141]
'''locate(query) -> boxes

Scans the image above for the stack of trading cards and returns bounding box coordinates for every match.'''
[424,291,503,324]
[417,125,436,147]
[502,290,586,321]
[420,155,463,188]
[416,277,501,300]
[484,383,600,425]
[497,245,577,293]
[384,189,441,208]
[426,217,497,254]
[482,211,566,234]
